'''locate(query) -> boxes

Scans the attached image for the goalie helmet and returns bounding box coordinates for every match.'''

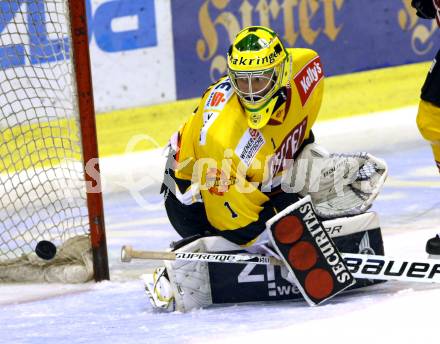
[227,26,289,129]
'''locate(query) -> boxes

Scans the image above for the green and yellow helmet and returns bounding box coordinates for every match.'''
[227,26,289,129]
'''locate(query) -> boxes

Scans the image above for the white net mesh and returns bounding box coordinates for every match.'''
[0,0,93,282]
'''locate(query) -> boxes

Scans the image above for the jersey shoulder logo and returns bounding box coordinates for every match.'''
[200,79,234,145]
[293,55,323,106]
[204,78,234,111]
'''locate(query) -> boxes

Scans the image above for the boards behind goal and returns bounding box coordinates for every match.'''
[0,0,109,282]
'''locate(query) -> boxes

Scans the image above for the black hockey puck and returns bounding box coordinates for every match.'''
[426,235,440,255]
[35,240,57,260]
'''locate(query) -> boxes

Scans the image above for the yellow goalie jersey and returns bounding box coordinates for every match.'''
[172,48,324,245]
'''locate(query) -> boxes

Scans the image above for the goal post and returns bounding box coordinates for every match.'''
[68,0,109,282]
[0,0,109,282]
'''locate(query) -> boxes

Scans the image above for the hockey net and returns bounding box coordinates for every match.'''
[0,0,108,283]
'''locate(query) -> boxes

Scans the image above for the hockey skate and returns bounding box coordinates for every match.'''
[142,267,176,312]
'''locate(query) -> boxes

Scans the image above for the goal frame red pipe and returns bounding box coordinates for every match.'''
[68,0,110,281]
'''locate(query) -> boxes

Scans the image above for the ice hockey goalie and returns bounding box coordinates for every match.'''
[144,26,388,312]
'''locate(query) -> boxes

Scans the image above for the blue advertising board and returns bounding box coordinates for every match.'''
[171,0,440,100]
[0,0,157,69]
[89,0,157,52]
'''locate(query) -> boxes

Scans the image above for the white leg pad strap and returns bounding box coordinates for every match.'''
[250,211,380,252]
[322,211,380,238]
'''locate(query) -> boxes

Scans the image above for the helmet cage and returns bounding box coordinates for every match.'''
[229,61,285,109]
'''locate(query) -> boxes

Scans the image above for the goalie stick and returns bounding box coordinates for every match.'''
[121,245,440,284]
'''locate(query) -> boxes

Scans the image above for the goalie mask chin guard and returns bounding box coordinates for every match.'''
[227,26,289,129]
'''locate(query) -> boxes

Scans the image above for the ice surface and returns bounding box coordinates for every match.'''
[1,108,439,343]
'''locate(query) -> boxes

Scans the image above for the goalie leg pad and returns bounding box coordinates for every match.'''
[209,224,384,304]
[145,212,385,311]
[144,236,242,312]
[266,195,356,306]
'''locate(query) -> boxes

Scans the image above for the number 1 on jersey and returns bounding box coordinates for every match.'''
[224,202,238,218]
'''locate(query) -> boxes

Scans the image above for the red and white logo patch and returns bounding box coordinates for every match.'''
[294,56,323,106]
[209,92,225,107]
[205,79,234,111]
[434,0,440,27]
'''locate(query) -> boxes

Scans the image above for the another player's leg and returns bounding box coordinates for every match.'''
[416,49,440,256]
[417,49,440,173]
